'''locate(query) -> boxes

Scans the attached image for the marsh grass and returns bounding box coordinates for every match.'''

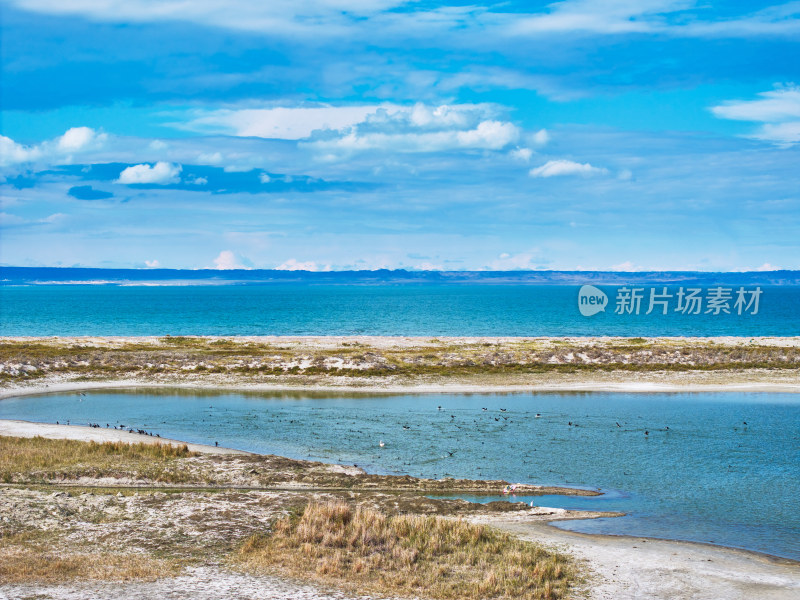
[0,531,179,583]
[0,435,201,484]
[237,501,573,600]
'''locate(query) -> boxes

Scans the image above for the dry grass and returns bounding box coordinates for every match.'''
[0,435,200,484]
[0,531,179,584]
[237,501,573,600]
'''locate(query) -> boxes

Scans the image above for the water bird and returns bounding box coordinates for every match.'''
[743,421,747,425]
[402,425,411,430]
[535,414,541,418]
[482,408,487,411]
[437,406,442,410]
[645,430,649,436]
[379,440,385,447]
[500,408,507,412]
[616,422,621,427]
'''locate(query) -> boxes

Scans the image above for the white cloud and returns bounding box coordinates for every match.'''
[532,129,550,146]
[510,147,533,161]
[9,1,408,35]
[57,126,107,152]
[0,127,106,167]
[609,260,644,271]
[276,258,331,271]
[509,0,800,38]
[303,104,520,155]
[144,259,161,268]
[188,176,208,185]
[530,159,609,178]
[486,252,544,270]
[212,250,252,270]
[755,262,781,271]
[259,172,271,183]
[181,105,395,139]
[0,136,42,166]
[11,0,799,38]
[712,86,800,145]
[116,162,182,184]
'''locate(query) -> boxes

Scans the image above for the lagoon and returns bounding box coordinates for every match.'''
[1,389,798,560]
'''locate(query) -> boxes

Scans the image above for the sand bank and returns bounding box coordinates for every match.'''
[0,419,249,455]
[482,516,800,600]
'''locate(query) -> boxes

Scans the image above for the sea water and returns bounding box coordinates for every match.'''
[1,390,798,560]
[2,283,800,336]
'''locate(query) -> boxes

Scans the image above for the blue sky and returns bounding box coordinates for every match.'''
[1,0,799,271]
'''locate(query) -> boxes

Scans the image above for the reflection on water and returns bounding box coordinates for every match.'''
[1,389,798,559]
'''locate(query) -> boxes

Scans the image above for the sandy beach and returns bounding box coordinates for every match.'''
[1,417,798,599]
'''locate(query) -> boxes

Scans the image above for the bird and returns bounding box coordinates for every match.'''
[482,408,487,411]
[645,430,649,436]
[500,408,507,412]
[379,440,385,447]
[535,413,541,418]
[616,422,621,427]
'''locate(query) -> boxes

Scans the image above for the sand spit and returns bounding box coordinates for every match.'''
[0,419,249,455]
[2,335,800,397]
[482,517,800,600]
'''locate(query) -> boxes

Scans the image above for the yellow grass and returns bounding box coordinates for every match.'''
[0,532,179,583]
[0,435,199,483]
[237,501,573,599]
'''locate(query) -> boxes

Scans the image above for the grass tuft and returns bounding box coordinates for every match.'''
[237,501,573,599]
[0,435,199,484]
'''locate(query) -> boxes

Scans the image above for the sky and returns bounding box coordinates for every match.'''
[1,0,799,272]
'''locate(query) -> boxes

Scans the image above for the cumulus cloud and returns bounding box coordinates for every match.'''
[303,103,520,155]
[712,86,800,145]
[57,126,107,151]
[259,172,271,183]
[144,259,161,268]
[116,162,183,184]
[0,127,107,167]
[276,258,331,271]
[529,159,609,178]
[212,250,253,270]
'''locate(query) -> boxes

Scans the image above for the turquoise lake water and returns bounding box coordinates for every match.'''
[1,284,799,336]
[1,390,798,560]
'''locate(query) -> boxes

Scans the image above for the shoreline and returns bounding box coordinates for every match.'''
[3,377,800,402]
[2,416,798,567]
[1,419,798,598]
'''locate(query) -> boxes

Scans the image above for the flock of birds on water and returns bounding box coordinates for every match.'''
[45,391,752,479]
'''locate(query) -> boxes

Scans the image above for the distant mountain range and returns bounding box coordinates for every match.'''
[2,267,799,286]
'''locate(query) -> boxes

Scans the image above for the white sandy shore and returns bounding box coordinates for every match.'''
[5,334,800,348]
[3,377,800,402]
[0,419,250,455]
[483,517,800,600]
